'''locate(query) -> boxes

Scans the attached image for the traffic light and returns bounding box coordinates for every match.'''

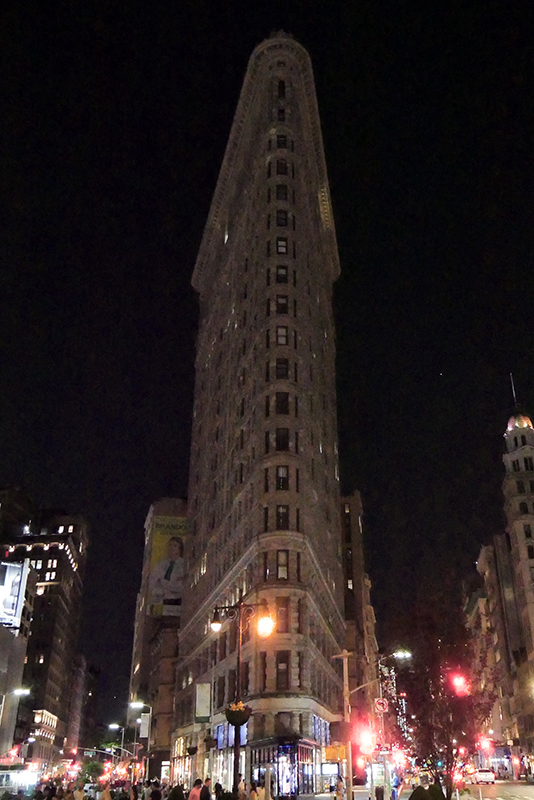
[355,727,375,755]
[450,673,469,696]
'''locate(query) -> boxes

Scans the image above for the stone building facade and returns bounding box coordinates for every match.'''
[171,33,347,796]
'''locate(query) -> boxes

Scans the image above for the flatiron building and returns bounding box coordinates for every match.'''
[172,33,347,794]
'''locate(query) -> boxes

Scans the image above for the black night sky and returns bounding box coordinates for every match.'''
[2,0,534,720]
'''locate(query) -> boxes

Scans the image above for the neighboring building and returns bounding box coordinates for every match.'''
[472,412,534,762]
[2,509,89,769]
[340,494,378,728]
[129,498,187,781]
[0,560,35,757]
[171,33,349,794]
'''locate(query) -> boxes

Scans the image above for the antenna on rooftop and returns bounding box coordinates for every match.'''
[510,372,518,407]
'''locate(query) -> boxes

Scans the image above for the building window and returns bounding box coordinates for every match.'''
[276,651,290,690]
[277,550,289,580]
[266,299,271,317]
[263,507,269,532]
[276,358,289,379]
[276,159,288,175]
[260,652,267,691]
[265,395,270,417]
[513,460,520,472]
[278,108,285,121]
[217,676,225,708]
[294,362,298,382]
[525,524,532,539]
[276,505,290,529]
[295,396,299,417]
[277,596,290,632]
[295,431,299,453]
[296,508,300,531]
[517,481,526,493]
[266,329,270,348]
[276,326,289,346]
[520,502,528,515]
[276,265,288,283]
[522,435,527,446]
[276,184,288,201]
[267,213,271,230]
[293,299,297,317]
[276,209,288,227]
[263,552,269,580]
[278,80,286,99]
[526,457,534,471]
[264,468,269,492]
[296,551,301,581]
[277,134,287,149]
[276,295,288,314]
[276,465,289,490]
[276,392,290,415]
[242,661,250,695]
[528,545,534,560]
[265,431,270,454]
[265,361,270,381]
[275,428,290,451]
[276,237,288,254]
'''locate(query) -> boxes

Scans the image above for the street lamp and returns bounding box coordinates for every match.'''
[210,596,274,799]
[129,702,153,779]
[108,724,126,761]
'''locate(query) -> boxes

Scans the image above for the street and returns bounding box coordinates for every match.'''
[343,783,534,800]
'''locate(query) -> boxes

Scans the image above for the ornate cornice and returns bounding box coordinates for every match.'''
[192,34,340,295]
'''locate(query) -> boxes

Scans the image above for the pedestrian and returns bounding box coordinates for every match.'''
[168,787,185,800]
[214,784,222,800]
[237,775,246,800]
[188,780,203,800]
[199,780,211,800]
[74,784,85,800]
[249,782,258,800]
[101,784,112,800]
[142,783,152,800]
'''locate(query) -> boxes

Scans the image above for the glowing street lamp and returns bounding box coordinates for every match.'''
[210,596,274,799]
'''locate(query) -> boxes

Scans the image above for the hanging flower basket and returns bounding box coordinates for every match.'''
[187,745,198,755]
[225,702,252,726]
[204,735,217,749]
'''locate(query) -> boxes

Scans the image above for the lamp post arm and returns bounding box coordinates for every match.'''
[349,677,380,696]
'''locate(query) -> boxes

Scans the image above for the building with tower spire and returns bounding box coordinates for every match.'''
[170,32,351,792]
[469,411,534,763]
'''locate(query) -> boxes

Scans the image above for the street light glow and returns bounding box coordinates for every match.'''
[257,614,275,638]
[108,723,120,730]
[392,650,412,660]
[210,608,222,633]
[13,688,31,696]
[129,701,145,709]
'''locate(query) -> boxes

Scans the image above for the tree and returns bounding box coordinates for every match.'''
[79,761,105,784]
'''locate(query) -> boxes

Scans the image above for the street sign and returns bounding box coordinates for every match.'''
[375,698,388,713]
[84,750,96,757]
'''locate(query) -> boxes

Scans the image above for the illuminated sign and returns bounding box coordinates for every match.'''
[0,560,29,632]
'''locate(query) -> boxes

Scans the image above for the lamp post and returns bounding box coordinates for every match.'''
[332,650,412,800]
[210,596,274,799]
[108,724,126,761]
[130,702,153,779]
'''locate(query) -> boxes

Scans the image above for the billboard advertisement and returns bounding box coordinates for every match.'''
[148,516,187,617]
[0,561,29,632]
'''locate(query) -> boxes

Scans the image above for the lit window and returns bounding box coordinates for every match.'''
[276,326,289,345]
[58,526,64,533]
[50,572,56,580]
[45,572,50,581]
[347,579,353,590]
[276,466,289,490]
[36,586,45,596]
[68,525,74,533]
[38,654,45,664]
[276,237,288,254]
[37,560,42,569]
[277,550,289,579]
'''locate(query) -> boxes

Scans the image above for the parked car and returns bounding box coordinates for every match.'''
[470,769,496,784]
